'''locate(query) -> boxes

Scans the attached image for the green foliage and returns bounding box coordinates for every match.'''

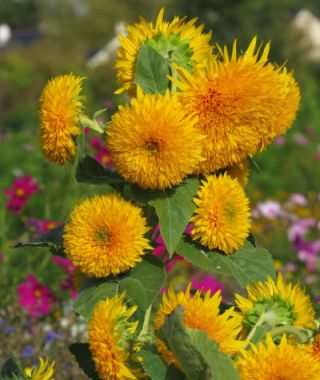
[139,346,167,380]
[69,343,99,380]
[0,356,26,380]
[134,44,170,94]
[158,308,239,380]
[176,238,275,288]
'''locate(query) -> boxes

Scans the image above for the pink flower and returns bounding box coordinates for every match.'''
[17,275,56,318]
[289,193,308,206]
[4,176,39,214]
[52,256,77,298]
[27,218,61,235]
[292,133,309,147]
[274,136,286,146]
[90,136,113,168]
[255,201,284,220]
[191,274,225,296]
[288,217,316,241]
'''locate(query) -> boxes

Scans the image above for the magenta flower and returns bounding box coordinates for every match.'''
[4,176,39,214]
[17,275,56,318]
[52,256,77,298]
[90,136,113,168]
[191,274,225,296]
[27,218,60,236]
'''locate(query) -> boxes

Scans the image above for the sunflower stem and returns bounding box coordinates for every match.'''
[139,305,152,338]
[269,326,310,343]
[245,313,266,343]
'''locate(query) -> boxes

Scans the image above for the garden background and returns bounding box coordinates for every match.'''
[1,0,320,378]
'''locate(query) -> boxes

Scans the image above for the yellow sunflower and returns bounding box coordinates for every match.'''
[107,90,204,190]
[236,334,320,380]
[115,8,212,94]
[40,74,84,165]
[191,174,251,253]
[25,357,55,380]
[88,294,143,380]
[174,37,300,174]
[226,159,250,186]
[154,286,245,367]
[64,194,150,277]
[235,274,315,335]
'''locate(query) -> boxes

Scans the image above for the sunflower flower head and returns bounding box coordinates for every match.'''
[40,74,84,165]
[64,194,151,277]
[174,37,300,173]
[88,294,144,380]
[235,274,315,335]
[154,285,245,367]
[236,334,320,380]
[226,159,250,186]
[24,357,55,380]
[191,173,251,253]
[107,90,204,190]
[115,8,212,94]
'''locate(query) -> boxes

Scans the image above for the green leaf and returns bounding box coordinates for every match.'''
[158,308,209,380]
[13,224,65,256]
[251,324,270,345]
[0,356,26,379]
[176,239,275,288]
[139,346,167,380]
[165,365,187,380]
[134,44,169,94]
[74,278,118,322]
[187,329,239,380]
[119,254,165,324]
[149,178,200,255]
[76,156,124,185]
[69,343,99,380]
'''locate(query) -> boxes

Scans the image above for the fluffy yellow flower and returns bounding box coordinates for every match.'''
[235,274,315,334]
[64,194,150,277]
[40,74,84,165]
[174,37,300,173]
[191,174,251,253]
[88,294,143,380]
[115,8,212,94]
[25,357,55,380]
[236,334,320,380]
[154,286,244,367]
[227,159,250,186]
[309,334,320,360]
[107,91,204,190]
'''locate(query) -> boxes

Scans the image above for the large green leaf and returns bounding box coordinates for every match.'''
[13,224,65,257]
[187,330,240,380]
[149,178,200,255]
[76,155,124,185]
[119,254,165,324]
[158,308,209,380]
[165,366,187,380]
[134,44,169,94]
[139,346,167,380]
[176,238,275,288]
[74,278,118,322]
[69,343,99,380]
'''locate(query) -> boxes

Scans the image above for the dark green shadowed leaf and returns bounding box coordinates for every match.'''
[165,365,187,380]
[76,155,124,185]
[13,224,65,257]
[69,343,99,380]
[176,238,275,288]
[139,346,167,380]
[134,44,169,94]
[74,278,118,322]
[0,356,26,379]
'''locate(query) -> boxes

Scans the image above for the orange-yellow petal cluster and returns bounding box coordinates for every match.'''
[174,38,300,174]
[40,74,84,165]
[191,174,251,253]
[227,159,250,186]
[154,286,244,367]
[107,91,204,190]
[88,294,143,380]
[115,8,212,94]
[64,194,150,277]
[236,334,320,380]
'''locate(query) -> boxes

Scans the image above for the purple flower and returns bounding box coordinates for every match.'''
[21,346,33,357]
[288,218,316,241]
